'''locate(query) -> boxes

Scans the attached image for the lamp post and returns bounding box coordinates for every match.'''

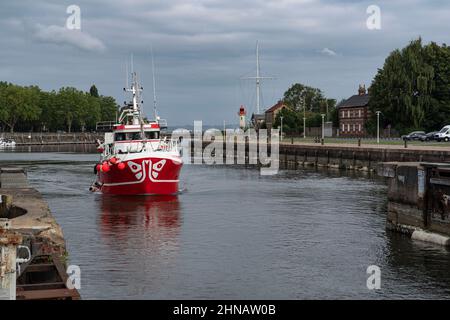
[321,114,325,140]
[303,96,306,139]
[376,111,381,144]
[223,120,226,140]
[280,116,284,141]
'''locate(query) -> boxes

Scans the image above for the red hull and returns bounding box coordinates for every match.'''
[97,157,182,195]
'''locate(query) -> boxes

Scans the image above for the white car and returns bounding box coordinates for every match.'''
[434,125,450,142]
[0,138,16,148]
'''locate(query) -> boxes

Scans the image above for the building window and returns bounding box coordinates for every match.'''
[358,124,361,132]
[342,111,345,118]
[347,110,350,118]
[342,123,345,132]
[358,109,361,118]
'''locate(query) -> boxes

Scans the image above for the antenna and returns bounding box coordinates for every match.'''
[125,60,129,89]
[151,46,158,120]
[131,53,134,74]
[241,41,275,114]
[256,41,260,113]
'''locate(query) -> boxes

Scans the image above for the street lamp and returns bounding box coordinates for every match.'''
[376,111,381,144]
[303,96,306,139]
[321,113,325,140]
[280,116,284,141]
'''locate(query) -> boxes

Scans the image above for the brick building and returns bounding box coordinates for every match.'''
[337,85,370,137]
[264,100,288,130]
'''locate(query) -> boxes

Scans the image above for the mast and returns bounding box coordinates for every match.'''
[241,41,274,115]
[125,60,129,89]
[125,70,143,126]
[151,47,158,120]
[256,41,260,114]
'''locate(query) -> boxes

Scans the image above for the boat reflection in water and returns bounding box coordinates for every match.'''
[99,195,180,233]
[99,195,181,255]
[98,195,181,297]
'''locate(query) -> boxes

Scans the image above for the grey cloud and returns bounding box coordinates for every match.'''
[1,0,450,126]
[33,24,106,52]
[320,48,337,56]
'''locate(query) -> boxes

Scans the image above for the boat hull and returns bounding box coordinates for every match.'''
[97,156,182,195]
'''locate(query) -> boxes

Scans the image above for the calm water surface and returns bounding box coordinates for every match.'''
[2,146,450,299]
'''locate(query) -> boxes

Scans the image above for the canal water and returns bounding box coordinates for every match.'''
[2,146,450,299]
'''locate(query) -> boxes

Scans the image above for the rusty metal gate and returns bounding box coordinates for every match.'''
[424,165,450,234]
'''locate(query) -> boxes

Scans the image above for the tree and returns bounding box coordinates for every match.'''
[99,96,118,122]
[56,87,87,133]
[0,84,41,132]
[89,85,99,97]
[283,83,328,113]
[278,83,337,134]
[0,82,119,133]
[367,38,447,134]
[273,108,302,134]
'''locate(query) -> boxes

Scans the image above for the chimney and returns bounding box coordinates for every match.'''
[358,84,366,96]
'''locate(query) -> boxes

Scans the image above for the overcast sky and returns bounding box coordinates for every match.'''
[1,0,450,126]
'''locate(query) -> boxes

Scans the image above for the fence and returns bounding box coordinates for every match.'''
[1,132,103,145]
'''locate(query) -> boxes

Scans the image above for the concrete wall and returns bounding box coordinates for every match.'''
[1,132,102,145]
[379,162,450,244]
[193,141,450,173]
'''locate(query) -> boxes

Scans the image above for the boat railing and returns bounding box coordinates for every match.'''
[156,137,179,153]
[103,138,180,156]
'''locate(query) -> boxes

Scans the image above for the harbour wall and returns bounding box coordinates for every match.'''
[2,132,102,145]
[0,167,80,300]
[192,140,450,172]
[378,162,450,246]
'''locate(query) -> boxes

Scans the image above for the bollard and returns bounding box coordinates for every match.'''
[291,137,294,145]
[404,139,408,148]
[358,138,361,147]
[321,138,324,145]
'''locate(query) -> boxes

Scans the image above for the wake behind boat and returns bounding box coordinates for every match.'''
[91,70,182,195]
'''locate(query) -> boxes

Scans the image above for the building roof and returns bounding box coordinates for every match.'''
[251,113,265,121]
[265,101,286,113]
[337,93,369,109]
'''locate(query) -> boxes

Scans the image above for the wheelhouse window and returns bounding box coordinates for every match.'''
[115,132,126,141]
[145,131,160,139]
[127,132,141,140]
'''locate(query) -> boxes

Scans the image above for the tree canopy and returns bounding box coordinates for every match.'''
[368,38,450,134]
[271,83,336,134]
[0,82,118,132]
[283,83,336,114]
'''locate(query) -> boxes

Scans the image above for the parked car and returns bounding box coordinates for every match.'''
[402,131,426,141]
[434,125,450,142]
[420,131,438,141]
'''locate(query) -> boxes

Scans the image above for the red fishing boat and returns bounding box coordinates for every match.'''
[91,70,182,195]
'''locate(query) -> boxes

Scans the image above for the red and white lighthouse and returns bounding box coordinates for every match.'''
[238,105,247,129]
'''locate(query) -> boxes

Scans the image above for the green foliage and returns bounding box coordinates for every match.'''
[275,83,336,134]
[0,82,118,132]
[368,38,450,134]
[0,83,41,132]
[273,108,302,134]
[283,83,331,113]
[89,85,99,98]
